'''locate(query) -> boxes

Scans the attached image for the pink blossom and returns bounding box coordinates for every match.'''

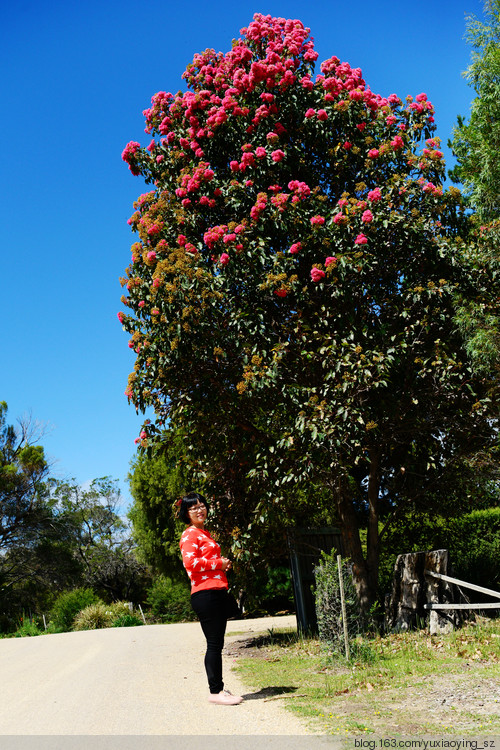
[333,213,344,225]
[310,267,326,282]
[356,122,366,131]
[355,233,368,245]
[305,108,316,118]
[230,160,240,172]
[138,301,145,308]
[343,141,352,150]
[271,149,285,162]
[391,135,404,150]
[325,256,337,267]
[147,251,157,261]
[117,312,125,323]
[367,149,379,159]
[266,132,279,142]
[367,187,382,202]
[255,146,267,158]
[361,210,373,223]
[317,109,328,121]
[219,253,230,266]
[310,215,325,226]
[289,242,302,254]
[122,141,140,161]
[152,308,160,315]
[416,92,428,102]
[153,278,161,288]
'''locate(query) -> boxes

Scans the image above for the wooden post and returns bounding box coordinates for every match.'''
[138,604,146,625]
[337,554,350,661]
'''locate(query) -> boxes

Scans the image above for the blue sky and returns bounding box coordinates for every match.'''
[1,0,485,511]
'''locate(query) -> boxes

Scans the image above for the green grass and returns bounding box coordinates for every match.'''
[231,618,500,736]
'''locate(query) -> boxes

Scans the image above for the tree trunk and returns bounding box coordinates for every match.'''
[385,549,463,633]
[336,488,372,615]
[335,458,381,616]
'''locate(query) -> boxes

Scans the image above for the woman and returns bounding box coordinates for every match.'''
[179,491,243,705]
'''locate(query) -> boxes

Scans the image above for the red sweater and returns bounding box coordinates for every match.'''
[179,526,228,594]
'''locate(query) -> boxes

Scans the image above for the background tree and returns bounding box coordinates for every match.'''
[0,401,51,553]
[449,0,500,222]
[51,477,150,602]
[120,14,496,611]
[128,432,188,578]
[449,0,499,423]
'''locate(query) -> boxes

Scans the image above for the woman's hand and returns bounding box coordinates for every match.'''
[221,557,232,571]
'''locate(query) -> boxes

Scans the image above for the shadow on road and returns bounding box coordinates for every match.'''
[241,686,299,701]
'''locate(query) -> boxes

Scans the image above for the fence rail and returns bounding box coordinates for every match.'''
[423,569,500,611]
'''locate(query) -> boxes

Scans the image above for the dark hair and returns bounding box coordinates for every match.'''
[178,491,209,524]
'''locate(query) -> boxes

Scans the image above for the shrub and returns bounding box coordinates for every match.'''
[145,576,196,623]
[314,551,363,657]
[49,588,100,632]
[113,614,143,627]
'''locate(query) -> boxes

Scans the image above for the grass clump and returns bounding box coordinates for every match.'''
[72,602,115,631]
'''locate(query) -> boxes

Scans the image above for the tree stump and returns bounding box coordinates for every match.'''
[385,549,463,634]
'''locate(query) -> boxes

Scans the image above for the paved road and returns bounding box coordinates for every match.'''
[0,614,312,736]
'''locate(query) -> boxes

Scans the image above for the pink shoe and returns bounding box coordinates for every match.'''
[208,690,243,705]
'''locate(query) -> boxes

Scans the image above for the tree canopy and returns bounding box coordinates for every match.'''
[119,14,496,609]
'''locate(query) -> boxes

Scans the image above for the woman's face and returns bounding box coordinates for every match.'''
[188,502,207,528]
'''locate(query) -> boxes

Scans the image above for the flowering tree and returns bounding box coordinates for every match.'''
[120,15,494,610]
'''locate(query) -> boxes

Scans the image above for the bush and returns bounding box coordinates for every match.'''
[145,576,196,623]
[49,588,100,632]
[448,508,500,592]
[314,551,363,657]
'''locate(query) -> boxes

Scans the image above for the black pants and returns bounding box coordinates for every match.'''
[191,588,228,694]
